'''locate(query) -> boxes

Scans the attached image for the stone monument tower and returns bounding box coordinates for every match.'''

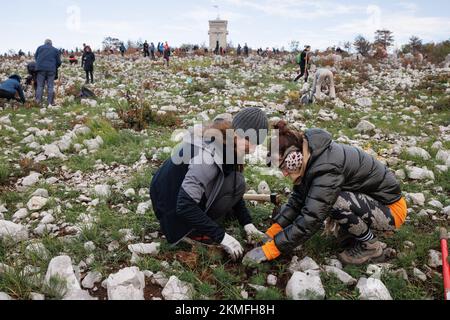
[209,19,228,52]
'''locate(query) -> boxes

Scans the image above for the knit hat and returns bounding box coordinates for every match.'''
[232,107,269,145]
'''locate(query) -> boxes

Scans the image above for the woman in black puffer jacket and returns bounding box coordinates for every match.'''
[244,121,407,266]
[82,46,96,84]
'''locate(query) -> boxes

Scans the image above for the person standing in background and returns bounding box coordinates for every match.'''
[35,39,61,106]
[82,46,96,84]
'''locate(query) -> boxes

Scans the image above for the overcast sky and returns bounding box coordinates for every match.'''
[1,0,449,53]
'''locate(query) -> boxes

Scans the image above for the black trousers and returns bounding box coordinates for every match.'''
[0,89,15,100]
[295,64,309,82]
[85,70,94,83]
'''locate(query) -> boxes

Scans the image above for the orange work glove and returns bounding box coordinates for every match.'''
[262,240,281,261]
[266,223,283,239]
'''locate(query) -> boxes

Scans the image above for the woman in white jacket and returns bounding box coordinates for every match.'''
[301,68,336,104]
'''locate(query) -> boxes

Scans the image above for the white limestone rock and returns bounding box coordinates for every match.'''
[286,271,325,300]
[161,276,194,300]
[356,277,392,300]
[106,267,145,300]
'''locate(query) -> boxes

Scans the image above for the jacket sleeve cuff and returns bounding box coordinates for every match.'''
[262,241,281,261]
[266,223,283,239]
[215,229,227,244]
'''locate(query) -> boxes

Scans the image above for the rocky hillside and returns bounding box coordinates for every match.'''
[0,52,449,300]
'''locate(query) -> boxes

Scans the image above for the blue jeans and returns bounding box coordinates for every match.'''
[35,71,56,104]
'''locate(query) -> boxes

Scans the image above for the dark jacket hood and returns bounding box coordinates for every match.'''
[9,75,21,82]
[305,128,333,161]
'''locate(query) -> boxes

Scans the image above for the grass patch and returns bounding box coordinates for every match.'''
[322,273,358,300]
[0,268,39,300]
[382,274,429,300]
[0,162,11,185]
[255,287,284,300]
[212,266,243,300]
[127,167,154,191]
[384,225,439,269]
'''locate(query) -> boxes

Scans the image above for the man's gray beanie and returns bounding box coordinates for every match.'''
[232,107,269,145]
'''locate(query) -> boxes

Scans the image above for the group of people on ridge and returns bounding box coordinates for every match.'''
[142,41,171,66]
[0,39,97,106]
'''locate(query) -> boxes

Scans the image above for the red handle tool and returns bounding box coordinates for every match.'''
[440,228,450,301]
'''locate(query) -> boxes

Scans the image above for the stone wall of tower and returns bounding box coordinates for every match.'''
[209,20,228,51]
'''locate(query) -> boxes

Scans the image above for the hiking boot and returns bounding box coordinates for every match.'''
[339,239,384,266]
[335,229,357,249]
[371,245,395,263]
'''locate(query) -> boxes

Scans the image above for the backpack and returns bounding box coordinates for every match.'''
[27,62,37,75]
[79,86,96,99]
[296,54,303,65]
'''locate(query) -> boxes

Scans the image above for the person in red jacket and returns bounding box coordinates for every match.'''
[69,53,78,65]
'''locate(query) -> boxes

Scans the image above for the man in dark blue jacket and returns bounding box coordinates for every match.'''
[0,75,26,104]
[35,39,61,106]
